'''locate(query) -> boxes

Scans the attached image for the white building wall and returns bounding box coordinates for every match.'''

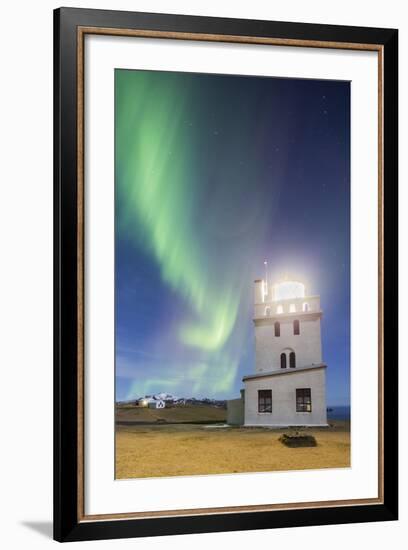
[244,367,327,426]
[254,295,321,319]
[227,397,245,425]
[255,314,322,372]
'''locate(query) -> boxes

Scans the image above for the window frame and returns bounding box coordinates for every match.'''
[258,389,272,413]
[296,388,312,413]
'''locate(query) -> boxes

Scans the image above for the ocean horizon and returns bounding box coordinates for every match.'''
[327,405,350,420]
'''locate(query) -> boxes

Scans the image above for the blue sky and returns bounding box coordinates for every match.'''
[115,70,350,406]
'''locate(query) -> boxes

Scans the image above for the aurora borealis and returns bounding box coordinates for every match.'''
[115,69,350,406]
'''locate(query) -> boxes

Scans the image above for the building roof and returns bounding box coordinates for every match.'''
[242,363,326,382]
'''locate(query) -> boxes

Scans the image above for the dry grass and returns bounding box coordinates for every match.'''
[115,408,350,479]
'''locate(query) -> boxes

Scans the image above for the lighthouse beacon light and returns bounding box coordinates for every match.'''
[272,280,305,302]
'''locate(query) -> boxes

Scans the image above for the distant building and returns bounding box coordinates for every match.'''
[148,399,165,409]
[228,275,327,427]
[137,397,166,408]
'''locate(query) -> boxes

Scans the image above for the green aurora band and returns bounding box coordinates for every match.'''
[115,70,271,398]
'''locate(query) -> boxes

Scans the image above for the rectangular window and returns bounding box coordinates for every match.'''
[296,388,312,412]
[293,319,300,335]
[258,389,272,413]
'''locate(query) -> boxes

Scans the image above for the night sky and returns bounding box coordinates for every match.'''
[115,69,350,406]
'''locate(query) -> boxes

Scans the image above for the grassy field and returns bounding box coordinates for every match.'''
[116,403,227,424]
[115,405,350,479]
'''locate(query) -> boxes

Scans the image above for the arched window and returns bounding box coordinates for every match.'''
[293,320,300,335]
[265,306,271,316]
[274,321,280,337]
[289,351,296,368]
[276,304,283,314]
[302,302,309,312]
[289,303,296,313]
[280,353,287,369]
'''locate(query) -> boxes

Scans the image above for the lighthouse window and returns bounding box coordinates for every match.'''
[293,320,300,335]
[258,390,272,413]
[296,388,312,412]
[280,353,287,369]
[303,302,309,312]
[289,351,296,368]
[265,306,271,316]
[289,303,296,312]
[274,321,280,337]
[276,304,283,314]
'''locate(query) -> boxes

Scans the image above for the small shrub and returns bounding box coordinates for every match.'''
[279,433,317,448]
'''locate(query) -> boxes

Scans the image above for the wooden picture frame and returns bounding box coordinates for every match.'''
[54,7,398,542]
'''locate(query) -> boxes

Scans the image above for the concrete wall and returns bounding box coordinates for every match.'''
[244,368,327,426]
[227,396,245,425]
[254,314,322,372]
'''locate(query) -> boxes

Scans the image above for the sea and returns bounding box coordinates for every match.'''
[327,405,351,421]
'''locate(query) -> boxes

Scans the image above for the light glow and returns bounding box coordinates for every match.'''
[273,281,305,301]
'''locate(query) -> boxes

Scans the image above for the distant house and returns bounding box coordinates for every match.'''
[148,400,165,409]
[154,392,176,402]
[137,397,155,407]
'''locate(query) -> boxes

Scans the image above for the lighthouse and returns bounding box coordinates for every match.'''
[241,275,328,427]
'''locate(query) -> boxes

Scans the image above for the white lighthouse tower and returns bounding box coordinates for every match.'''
[242,274,328,427]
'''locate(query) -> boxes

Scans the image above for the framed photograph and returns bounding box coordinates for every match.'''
[54,7,398,542]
